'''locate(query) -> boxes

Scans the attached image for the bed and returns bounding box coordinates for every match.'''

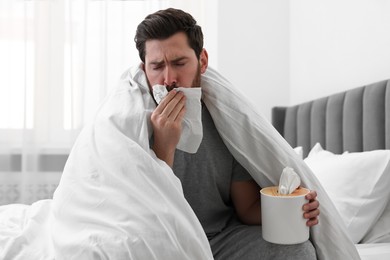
[271,79,390,260]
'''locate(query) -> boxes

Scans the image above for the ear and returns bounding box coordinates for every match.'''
[199,48,208,74]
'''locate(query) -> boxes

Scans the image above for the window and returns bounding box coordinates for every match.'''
[0,0,168,149]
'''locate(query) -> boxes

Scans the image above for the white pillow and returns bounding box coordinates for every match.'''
[293,146,303,159]
[304,143,390,243]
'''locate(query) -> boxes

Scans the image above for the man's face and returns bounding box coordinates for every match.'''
[143,32,208,90]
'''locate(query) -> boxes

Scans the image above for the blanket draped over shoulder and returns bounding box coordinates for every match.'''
[201,67,360,260]
[50,65,213,259]
[0,64,360,260]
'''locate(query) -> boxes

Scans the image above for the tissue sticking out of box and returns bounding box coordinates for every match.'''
[278,167,301,195]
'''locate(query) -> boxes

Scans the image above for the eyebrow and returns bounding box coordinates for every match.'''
[149,56,189,66]
[150,60,164,67]
[171,57,188,63]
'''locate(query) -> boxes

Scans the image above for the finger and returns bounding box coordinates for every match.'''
[304,208,320,220]
[154,89,180,114]
[303,199,320,212]
[175,104,186,122]
[162,91,185,118]
[168,95,186,121]
[305,190,317,201]
[170,94,186,121]
[306,217,319,227]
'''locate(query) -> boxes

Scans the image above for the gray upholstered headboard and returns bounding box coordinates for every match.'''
[272,79,390,158]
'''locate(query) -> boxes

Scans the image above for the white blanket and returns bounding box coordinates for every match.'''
[201,68,360,259]
[0,64,360,260]
[50,66,213,260]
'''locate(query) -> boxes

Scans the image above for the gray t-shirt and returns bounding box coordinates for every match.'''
[172,105,252,239]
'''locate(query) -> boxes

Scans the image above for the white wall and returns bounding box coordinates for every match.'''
[290,0,390,104]
[216,0,390,120]
[217,0,290,120]
[169,0,219,69]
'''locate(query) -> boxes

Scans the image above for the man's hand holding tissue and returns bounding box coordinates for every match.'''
[151,89,186,167]
[304,190,320,227]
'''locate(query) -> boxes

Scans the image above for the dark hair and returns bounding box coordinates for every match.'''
[134,8,204,63]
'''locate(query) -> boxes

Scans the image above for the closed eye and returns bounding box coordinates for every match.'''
[151,64,165,71]
[149,61,165,71]
[172,57,188,67]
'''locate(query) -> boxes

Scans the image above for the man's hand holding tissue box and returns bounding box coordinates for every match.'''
[279,167,320,227]
[260,167,320,244]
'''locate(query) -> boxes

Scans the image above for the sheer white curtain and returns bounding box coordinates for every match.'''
[0,0,171,205]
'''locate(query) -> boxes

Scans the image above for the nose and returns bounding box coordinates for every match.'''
[163,66,177,87]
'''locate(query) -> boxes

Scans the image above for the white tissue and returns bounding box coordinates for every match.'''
[152,85,168,104]
[278,167,301,195]
[152,85,203,154]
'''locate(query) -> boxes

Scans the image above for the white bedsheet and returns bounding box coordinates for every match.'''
[356,243,390,260]
[0,200,53,259]
[3,200,387,260]
[0,64,361,259]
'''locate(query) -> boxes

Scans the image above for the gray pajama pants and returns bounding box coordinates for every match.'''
[210,224,317,260]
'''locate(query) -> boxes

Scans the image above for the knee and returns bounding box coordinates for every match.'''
[289,240,317,260]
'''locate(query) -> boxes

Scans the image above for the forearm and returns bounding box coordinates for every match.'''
[231,180,262,225]
[238,201,262,225]
[152,144,175,168]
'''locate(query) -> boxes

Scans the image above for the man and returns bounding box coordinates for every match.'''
[134,8,319,259]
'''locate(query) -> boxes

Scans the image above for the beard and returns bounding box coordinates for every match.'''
[191,64,201,88]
